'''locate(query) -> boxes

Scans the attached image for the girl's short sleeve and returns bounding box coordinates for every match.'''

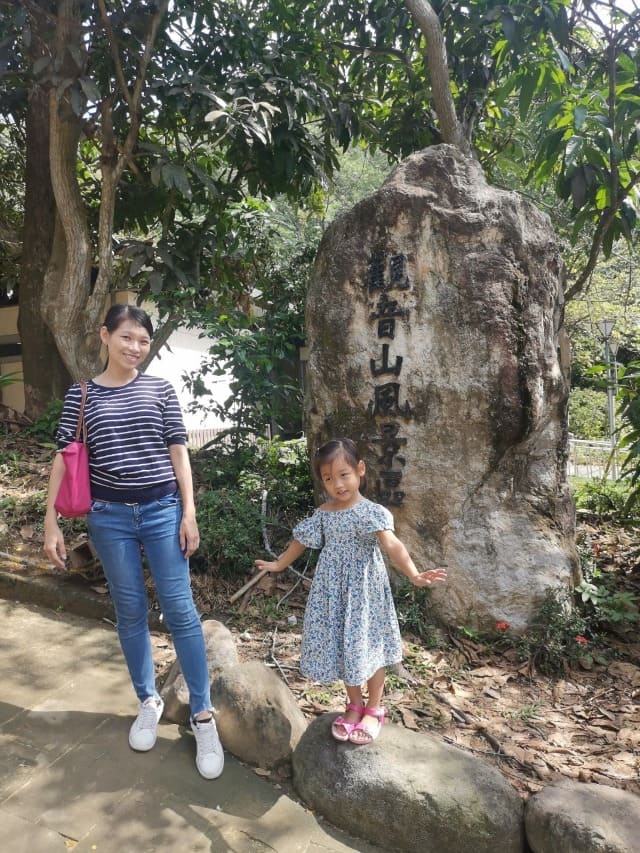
[360,502,395,534]
[293,512,324,549]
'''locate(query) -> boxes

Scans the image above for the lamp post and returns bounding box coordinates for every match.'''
[597,318,617,479]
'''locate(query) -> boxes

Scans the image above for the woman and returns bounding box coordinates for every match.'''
[44,305,223,780]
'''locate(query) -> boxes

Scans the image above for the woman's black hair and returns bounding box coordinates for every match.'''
[102,304,154,338]
[313,438,367,495]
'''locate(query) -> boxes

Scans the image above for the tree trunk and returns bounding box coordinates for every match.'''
[17,3,72,417]
[404,0,471,155]
[40,0,99,381]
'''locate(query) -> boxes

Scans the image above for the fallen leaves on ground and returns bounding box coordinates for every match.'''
[2,430,639,801]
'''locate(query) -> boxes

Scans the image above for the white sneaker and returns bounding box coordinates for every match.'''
[191,714,224,779]
[129,696,164,751]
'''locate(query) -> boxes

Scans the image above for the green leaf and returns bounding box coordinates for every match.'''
[565,135,583,166]
[204,109,228,123]
[33,55,51,76]
[129,255,146,278]
[518,73,537,122]
[68,45,84,70]
[79,77,101,103]
[554,46,570,73]
[574,105,588,131]
[570,168,586,208]
[70,85,84,117]
[148,271,164,294]
[500,12,516,44]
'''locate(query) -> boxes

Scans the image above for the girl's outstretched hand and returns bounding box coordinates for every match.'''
[410,567,447,587]
[254,558,286,573]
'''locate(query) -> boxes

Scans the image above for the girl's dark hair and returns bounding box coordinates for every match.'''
[313,438,367,494]
[102,304,154,338]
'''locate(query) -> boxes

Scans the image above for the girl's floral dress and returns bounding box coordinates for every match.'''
[293,498,403,685]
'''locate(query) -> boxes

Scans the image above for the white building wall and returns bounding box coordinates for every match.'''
[149,326,231,430]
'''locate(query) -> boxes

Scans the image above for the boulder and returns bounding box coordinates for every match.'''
[525,780,640,853]
[161,619,239,723]
[305,144,578,631]
[292,714,524,853]
[212,661,307,771]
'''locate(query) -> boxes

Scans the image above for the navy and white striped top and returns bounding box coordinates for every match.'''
[56,373,187,503]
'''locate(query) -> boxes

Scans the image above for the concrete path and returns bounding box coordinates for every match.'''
[0,599,381,853]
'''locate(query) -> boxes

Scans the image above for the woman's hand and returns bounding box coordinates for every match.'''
[43,453,68,569]
[43,516,67,569]
[410,567,448,587]
[179,514,200,558]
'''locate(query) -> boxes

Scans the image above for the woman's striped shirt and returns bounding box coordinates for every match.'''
[56,373,187,503]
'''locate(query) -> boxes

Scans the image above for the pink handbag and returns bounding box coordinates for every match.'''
[54,381,91,518]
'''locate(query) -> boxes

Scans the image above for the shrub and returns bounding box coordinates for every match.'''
[192,438,314,579]
[193,488,264,578]
[516,587,591,675]
[568,387,608,439]
[575,533,639,632]
[24,399,64,442]
[572,479,638,524]
[393,583,441,646]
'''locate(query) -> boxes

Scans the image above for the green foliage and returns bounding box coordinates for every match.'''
[568,388,608,438]
[0,450,23,477]
[516,587,591,676]
[194,488,264,579]
[514,3,640,287]
[182,202,312,437]
[572,478,637,523]
[563,248,640,391]
[24,399,64,442]
[613,361,640,510]
[576,579,638,629]
[393,583,441,645]
[0,122,23,301]
[0,371,22,389]
[191,438,314,579]
[575,534,639,631]
[0,490,47,530]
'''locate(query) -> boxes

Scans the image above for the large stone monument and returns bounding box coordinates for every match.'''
[305,145,579,631]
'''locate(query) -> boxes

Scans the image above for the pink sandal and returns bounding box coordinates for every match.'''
[331,703,365,742]
[348,707,385,745]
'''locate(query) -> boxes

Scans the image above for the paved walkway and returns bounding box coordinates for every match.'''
[0,598,381,853]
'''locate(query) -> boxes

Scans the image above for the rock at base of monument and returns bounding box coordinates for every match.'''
[212,660,308,771]
[292,713,524,853]
[525,779,640,853]
[161,619,239,724]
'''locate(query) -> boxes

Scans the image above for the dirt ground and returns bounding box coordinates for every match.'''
[1,427,639,800]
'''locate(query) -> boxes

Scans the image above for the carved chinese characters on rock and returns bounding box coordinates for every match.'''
[366,251,413,506]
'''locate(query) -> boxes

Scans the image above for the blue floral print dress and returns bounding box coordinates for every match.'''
[293,498,403,685]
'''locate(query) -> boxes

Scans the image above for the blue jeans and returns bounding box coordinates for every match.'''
[87,493,211,716]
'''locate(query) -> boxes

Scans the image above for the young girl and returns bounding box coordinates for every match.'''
[43,305,223,779]
[255,438,446,744]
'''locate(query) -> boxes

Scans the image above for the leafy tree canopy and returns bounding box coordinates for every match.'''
[0,0,639,418]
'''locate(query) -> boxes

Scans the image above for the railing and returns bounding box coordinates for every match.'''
[188,431,620,479]
[568,438,620,480]
[186,428,224,450]
[187,427,262,450]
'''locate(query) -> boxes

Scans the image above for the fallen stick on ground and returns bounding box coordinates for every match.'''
[229,569,269,604]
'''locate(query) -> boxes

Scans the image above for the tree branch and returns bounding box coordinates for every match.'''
[566,168,640,302]
[141,311,180,369]
[332,40,411,69]
[121,0,170,169]
[96,0,133,111]
[404,0,471,155]
[89,0,169,325]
